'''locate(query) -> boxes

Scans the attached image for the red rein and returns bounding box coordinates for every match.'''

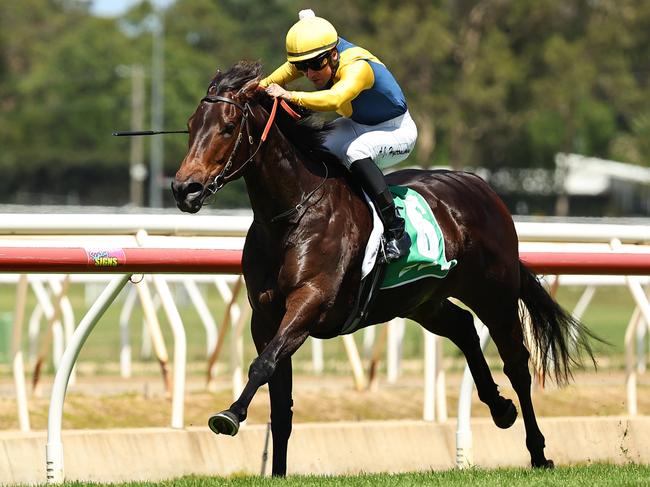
[261,98,301,142]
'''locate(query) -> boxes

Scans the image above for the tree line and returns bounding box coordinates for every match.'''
[1,0,649,210]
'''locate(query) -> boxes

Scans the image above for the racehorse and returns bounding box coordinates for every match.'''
[171,60,595,476]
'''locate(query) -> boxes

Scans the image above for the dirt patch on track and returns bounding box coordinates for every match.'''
[1,370,648,430]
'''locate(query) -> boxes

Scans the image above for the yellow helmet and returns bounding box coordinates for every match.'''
[285,12,338,63]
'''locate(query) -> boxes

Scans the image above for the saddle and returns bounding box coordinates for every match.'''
[316,185,457,337]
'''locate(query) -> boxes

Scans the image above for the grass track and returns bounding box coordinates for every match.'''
[54,464,650,487]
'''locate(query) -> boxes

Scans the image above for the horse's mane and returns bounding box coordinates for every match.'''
[210,60,340,167]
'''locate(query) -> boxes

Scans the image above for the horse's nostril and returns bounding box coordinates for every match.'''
[186,182,204,196]
[171,179,204,201]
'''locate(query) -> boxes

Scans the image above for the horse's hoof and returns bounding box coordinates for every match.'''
[532,458,554,469]
[492,399,517,429]
[208,410,240,436]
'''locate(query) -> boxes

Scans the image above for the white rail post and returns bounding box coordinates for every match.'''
[633,284,649,374]
[231,303,251,401]
[214,276,245,397]
[140,317,152,358]
[387,318,405,383]
[215,277,241,320]
[118,285,139,378]
[620,265,647,414]
[206,276,244,390]
[46,274,131,485]
[423,330,448,422]
[12,274,30,432]
[637,314,647,374]
[367,324,389,391]
[423,329,436,421]
[152,276,187,429]
[134,229,173,390]
[45,279,70,371]
[311,337,324,374]
[48,277,75,385]
[572,285,596,321]
[624,307,640,416]
[611,238,648,415]
[435,335,447,422]
[183,278,218,357]
[28,303,44,365]
[456,321,491,469]
[362,327,376,360]
[30,279,63,395]
[135,277,171,392]
[342,334,366,391]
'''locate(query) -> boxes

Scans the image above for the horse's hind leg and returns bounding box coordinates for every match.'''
[474,299,553,468]
[409,299,517,428]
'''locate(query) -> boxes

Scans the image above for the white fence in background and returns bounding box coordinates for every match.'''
[0,213,649,480]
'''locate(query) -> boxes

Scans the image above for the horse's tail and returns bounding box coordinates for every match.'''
[518,262,597,386]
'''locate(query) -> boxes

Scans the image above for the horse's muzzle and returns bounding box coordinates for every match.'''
[171,178,204,213]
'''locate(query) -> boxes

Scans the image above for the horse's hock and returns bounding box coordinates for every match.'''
[2,417,650,483]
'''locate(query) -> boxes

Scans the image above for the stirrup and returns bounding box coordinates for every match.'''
[383,232,411,263]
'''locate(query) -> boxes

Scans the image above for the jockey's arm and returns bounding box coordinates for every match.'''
[289,61,373,113]
[259,62,301,88]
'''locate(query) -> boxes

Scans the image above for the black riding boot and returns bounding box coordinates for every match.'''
[350,158,411,263]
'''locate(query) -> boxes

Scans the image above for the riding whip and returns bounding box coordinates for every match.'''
[112,130,188,136]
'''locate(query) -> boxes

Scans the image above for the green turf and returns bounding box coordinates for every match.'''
[27,464,650,487]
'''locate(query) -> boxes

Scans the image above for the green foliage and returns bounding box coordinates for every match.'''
[1,0,649,207]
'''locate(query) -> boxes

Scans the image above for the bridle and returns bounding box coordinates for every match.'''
[200,94,256,194]
[199,92,328,223]
[200,93,302,194]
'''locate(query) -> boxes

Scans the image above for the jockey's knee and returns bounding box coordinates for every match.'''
[346,146,373,168]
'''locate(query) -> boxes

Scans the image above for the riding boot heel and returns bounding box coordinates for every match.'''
[382,210,411,263]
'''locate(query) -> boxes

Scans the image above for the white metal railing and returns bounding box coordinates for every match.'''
[1,215,649,479]
[45,275,131,484]
[1,212,650,242]
[0,213,251,236]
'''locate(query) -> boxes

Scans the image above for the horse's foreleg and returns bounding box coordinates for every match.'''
[243,313,294,476]
[208,288,315,446]
[268,357,293,476]
[209,331,306,438]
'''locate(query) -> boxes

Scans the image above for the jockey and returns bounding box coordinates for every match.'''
[260,9,418,263]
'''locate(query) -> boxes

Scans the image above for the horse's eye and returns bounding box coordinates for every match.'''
[222,122,236,135]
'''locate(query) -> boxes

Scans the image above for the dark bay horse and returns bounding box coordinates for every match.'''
[171,60,594,475]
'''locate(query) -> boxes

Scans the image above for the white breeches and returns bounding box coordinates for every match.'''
[322,110,418,169]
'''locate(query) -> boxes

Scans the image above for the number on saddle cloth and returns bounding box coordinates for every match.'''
[380,186,457,289]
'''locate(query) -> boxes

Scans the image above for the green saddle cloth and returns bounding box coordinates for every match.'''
[380,186,457,289]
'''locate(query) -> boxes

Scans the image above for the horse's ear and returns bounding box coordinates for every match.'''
[236,77,261,102]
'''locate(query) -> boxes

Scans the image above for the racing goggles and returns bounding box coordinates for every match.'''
[291,52,330,72]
